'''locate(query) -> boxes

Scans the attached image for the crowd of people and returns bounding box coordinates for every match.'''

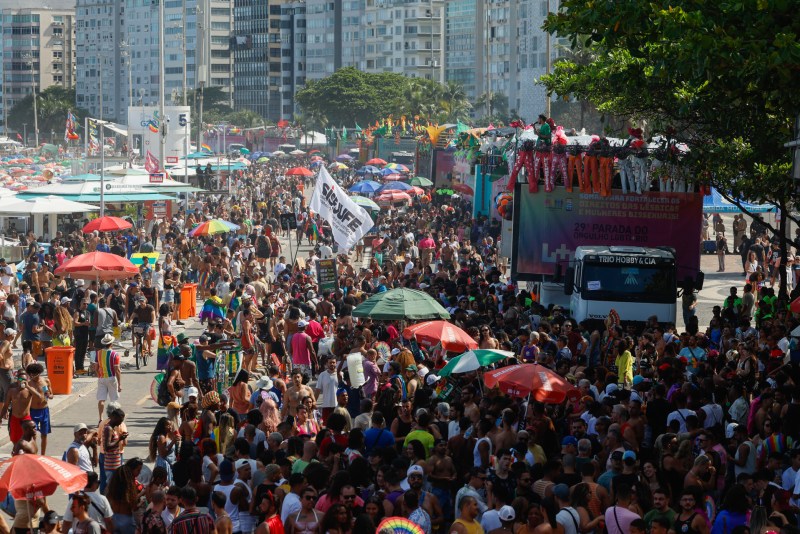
[0,151,798,534]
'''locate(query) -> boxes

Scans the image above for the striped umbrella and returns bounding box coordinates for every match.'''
[189,219,240,237]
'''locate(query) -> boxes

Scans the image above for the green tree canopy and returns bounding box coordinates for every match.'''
[8,86,88,141]
[542,0,800,295]
[295,68,472,128]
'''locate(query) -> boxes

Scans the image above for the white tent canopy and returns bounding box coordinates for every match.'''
[0,195,98,214]
[298,131,327,147]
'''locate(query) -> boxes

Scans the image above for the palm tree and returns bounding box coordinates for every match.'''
[440,81,472,123]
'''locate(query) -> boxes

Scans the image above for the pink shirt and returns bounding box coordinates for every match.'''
[291,332,312,365]
[419,237,436,250]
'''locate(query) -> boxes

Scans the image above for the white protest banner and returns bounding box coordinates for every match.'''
[309,167,374,251]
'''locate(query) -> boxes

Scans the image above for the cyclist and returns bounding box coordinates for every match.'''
[131,296,155,360]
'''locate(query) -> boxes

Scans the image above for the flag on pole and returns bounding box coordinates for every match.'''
[15,134,22,141]
[144,150,161,173]
[308,167,373,251]
[88,119,99,153]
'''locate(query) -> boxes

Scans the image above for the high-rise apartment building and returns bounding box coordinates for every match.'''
[0,5,76,135]
[305,0,364,81]
[232,0,305,121]
[363,0,444,81]
[443,0,555,121]
[75,0,123,120]
[75,0,232,124]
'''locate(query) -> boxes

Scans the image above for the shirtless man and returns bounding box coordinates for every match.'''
[1,370,43,444]
[12,419,38,455]
[493,409,519,451]
[282,369,314,417]
[25,363,53,455]
[0,328,14,404]
[427,439,457,520]
[461,387,480,425]
[175,345,200,401]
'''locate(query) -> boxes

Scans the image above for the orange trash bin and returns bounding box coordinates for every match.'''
[45,346,75,395]
[179,283,198,319]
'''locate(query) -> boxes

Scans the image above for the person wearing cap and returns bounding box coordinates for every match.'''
[213,460,244,533]
[92,297,118,350]
[65,423,97,473]
[553,483,580,534]
[404,463,442,530]
[93,333,122,422]
[288,320,316,379]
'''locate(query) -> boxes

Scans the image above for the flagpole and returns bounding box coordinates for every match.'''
[99,120,106,217]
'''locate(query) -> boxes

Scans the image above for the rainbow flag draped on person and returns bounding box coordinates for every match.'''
[199,296,225,321]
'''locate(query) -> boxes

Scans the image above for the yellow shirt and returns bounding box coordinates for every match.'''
[453,518,485,534]
[616,350,634,385]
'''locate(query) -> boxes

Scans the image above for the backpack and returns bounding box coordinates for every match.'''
[156,375,172,407]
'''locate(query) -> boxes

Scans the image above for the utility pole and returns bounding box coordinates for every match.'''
[197,82,204,150]
[159,0,166,170]
[545,0,551,117]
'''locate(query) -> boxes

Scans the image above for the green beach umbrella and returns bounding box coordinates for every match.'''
[352,288,450,321]
[438,349,516,377]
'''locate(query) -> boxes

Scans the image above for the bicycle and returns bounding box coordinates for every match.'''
[132,324,152,370]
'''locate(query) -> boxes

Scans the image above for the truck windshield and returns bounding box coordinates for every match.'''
[390,153,415,166]
[579,262,676,303]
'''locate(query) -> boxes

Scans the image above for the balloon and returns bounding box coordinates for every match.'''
[494,191,514,220]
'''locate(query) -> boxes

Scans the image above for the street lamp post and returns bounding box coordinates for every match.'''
[22,124,27,146]
[24,54,39,147]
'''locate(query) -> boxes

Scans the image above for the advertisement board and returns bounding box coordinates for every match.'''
[512,187,702,281]
[127,106,191,164]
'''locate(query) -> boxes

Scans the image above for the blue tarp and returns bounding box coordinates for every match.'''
[703,188,775,213]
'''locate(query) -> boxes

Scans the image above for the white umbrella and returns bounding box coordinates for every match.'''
[289,149,306,156]
[0,195,99,214]
[271,150,286,157]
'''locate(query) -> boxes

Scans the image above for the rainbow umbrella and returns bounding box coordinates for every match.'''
[189,219,240,237]
[385,163,409,172]
[377,517,425,534]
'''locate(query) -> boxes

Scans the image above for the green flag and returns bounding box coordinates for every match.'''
[341,126,348,141]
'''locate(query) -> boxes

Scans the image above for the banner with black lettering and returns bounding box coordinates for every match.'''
[309,167,374,251]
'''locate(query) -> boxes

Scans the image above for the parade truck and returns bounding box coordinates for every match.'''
[511,187,704,327]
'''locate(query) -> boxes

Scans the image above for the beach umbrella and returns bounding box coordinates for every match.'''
[402,320,478,352]
[0,454,87,500]
[352,288,450,320]
[483,363,578,403]
[271,150,286,157]
[349,180,382,194]
[336,154,354,161]
[408,176,433,187]
[54,252,139,281]
[356,165,381,175]
[385,163,409,173]
[377,517,425,534]
[375,191,411,203]
[407,186,425,196]
[453,183,474,195]
[350,196,380,211]
[438,349,515,377]
[285,167,314,177]
[239,148,251,155]
[366,158,387,166]
[189,219,240,237]
[82,216,133,234]
[257,157,270,163]
[436,188,455,196]
[329,162,348,171]
[290,149,306,156]
[376,181,412,194]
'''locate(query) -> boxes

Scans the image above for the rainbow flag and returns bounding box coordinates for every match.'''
[201,143,213,153]
[199,296,225,321]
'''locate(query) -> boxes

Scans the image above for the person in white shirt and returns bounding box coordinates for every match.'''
[554,484,581,534]
[280,473,306,523]
[62,472,114,533]
[274,257,287,278]
[152,263,165,292]
[315,357,340,417]
[403,255,415,276]
[318,242,333,260]
[230,253,242,280]
[161,486,183,529]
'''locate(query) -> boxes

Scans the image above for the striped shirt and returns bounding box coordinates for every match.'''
[96,349,120,379]
[170,509,215,534]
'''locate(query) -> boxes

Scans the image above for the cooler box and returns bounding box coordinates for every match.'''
[45,346,75,395]
[702,240,717,254]
[179,283,198,319]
